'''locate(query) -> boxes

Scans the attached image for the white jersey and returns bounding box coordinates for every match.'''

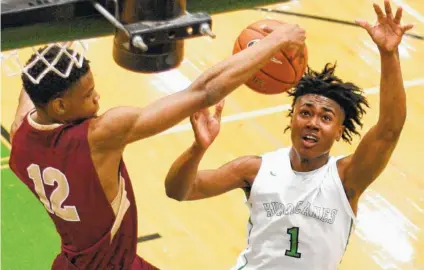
[232,148,356,270]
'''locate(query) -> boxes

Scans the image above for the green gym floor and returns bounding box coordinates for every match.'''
[2,139,59,269]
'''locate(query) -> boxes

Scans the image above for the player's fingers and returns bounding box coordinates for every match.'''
[199,108,210,117]
[401,24,414,32]
[214,100,225,121]
[290,41,305,50]
[394,7,402,24]
[373,3,385,21]
[298,49,306,62]
[295,45,305,58]
[384,0,393,19]
[190,113,198,123]
[190,114,196,128]
[190,113,204,135]
[355,19,373,34]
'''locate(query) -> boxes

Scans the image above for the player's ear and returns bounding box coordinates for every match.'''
[51,98,68,116]
[336,125,344,142]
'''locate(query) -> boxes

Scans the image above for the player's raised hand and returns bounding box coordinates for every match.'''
[262,23,306,48]
[190,100,225,150]
[355,0,414,53]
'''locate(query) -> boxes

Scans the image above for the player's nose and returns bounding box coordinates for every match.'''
[94,91,100,102]
[306,116,319,130]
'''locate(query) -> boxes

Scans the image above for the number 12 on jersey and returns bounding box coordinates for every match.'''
[27,164,80,222]
[285,227,301,258]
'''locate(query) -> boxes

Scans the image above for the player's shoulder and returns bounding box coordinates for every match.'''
[88,106,119,128]
[87,107,130,147]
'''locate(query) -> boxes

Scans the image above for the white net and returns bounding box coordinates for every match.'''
[0,40,88,84]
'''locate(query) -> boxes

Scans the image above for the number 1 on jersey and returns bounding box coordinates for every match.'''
[285,227,301,258]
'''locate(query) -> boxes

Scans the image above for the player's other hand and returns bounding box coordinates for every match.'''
[190,100,225,150]
[355,0,414,53]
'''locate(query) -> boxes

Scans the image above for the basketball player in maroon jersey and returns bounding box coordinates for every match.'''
[8,25,306,269]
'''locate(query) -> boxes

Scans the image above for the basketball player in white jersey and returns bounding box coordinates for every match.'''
[164,1,413,269]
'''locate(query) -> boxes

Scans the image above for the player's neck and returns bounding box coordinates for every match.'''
[289,148,329,173]
[32,108,64,125]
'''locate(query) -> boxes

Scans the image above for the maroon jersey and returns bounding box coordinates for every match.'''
[9,112,157,270]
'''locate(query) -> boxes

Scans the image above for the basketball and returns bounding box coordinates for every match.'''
[233,19,308,94]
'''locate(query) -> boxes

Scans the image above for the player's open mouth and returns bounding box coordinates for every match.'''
[301,135,318,147]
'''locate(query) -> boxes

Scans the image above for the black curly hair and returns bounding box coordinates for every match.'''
[285,63,369,143]
[22,45,90,107]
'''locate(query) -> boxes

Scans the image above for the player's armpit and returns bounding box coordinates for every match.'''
[338,125,401,202]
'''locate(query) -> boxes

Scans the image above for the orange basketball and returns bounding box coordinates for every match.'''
[233,19,308,94]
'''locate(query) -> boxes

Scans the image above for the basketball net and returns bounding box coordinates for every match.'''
[0,40,88,84]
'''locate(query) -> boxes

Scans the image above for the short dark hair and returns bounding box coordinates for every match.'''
[286,63,369,143]
[22,45,90,107]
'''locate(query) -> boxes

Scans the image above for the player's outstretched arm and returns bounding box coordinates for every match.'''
[339,0,414,203]
[10,89,35,143]
[165,101,260,201]
[166,151,260,201]
[90,24,306,150]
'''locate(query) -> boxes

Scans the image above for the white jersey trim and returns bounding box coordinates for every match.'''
[27,110,63,130]
[330,156,357,225]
